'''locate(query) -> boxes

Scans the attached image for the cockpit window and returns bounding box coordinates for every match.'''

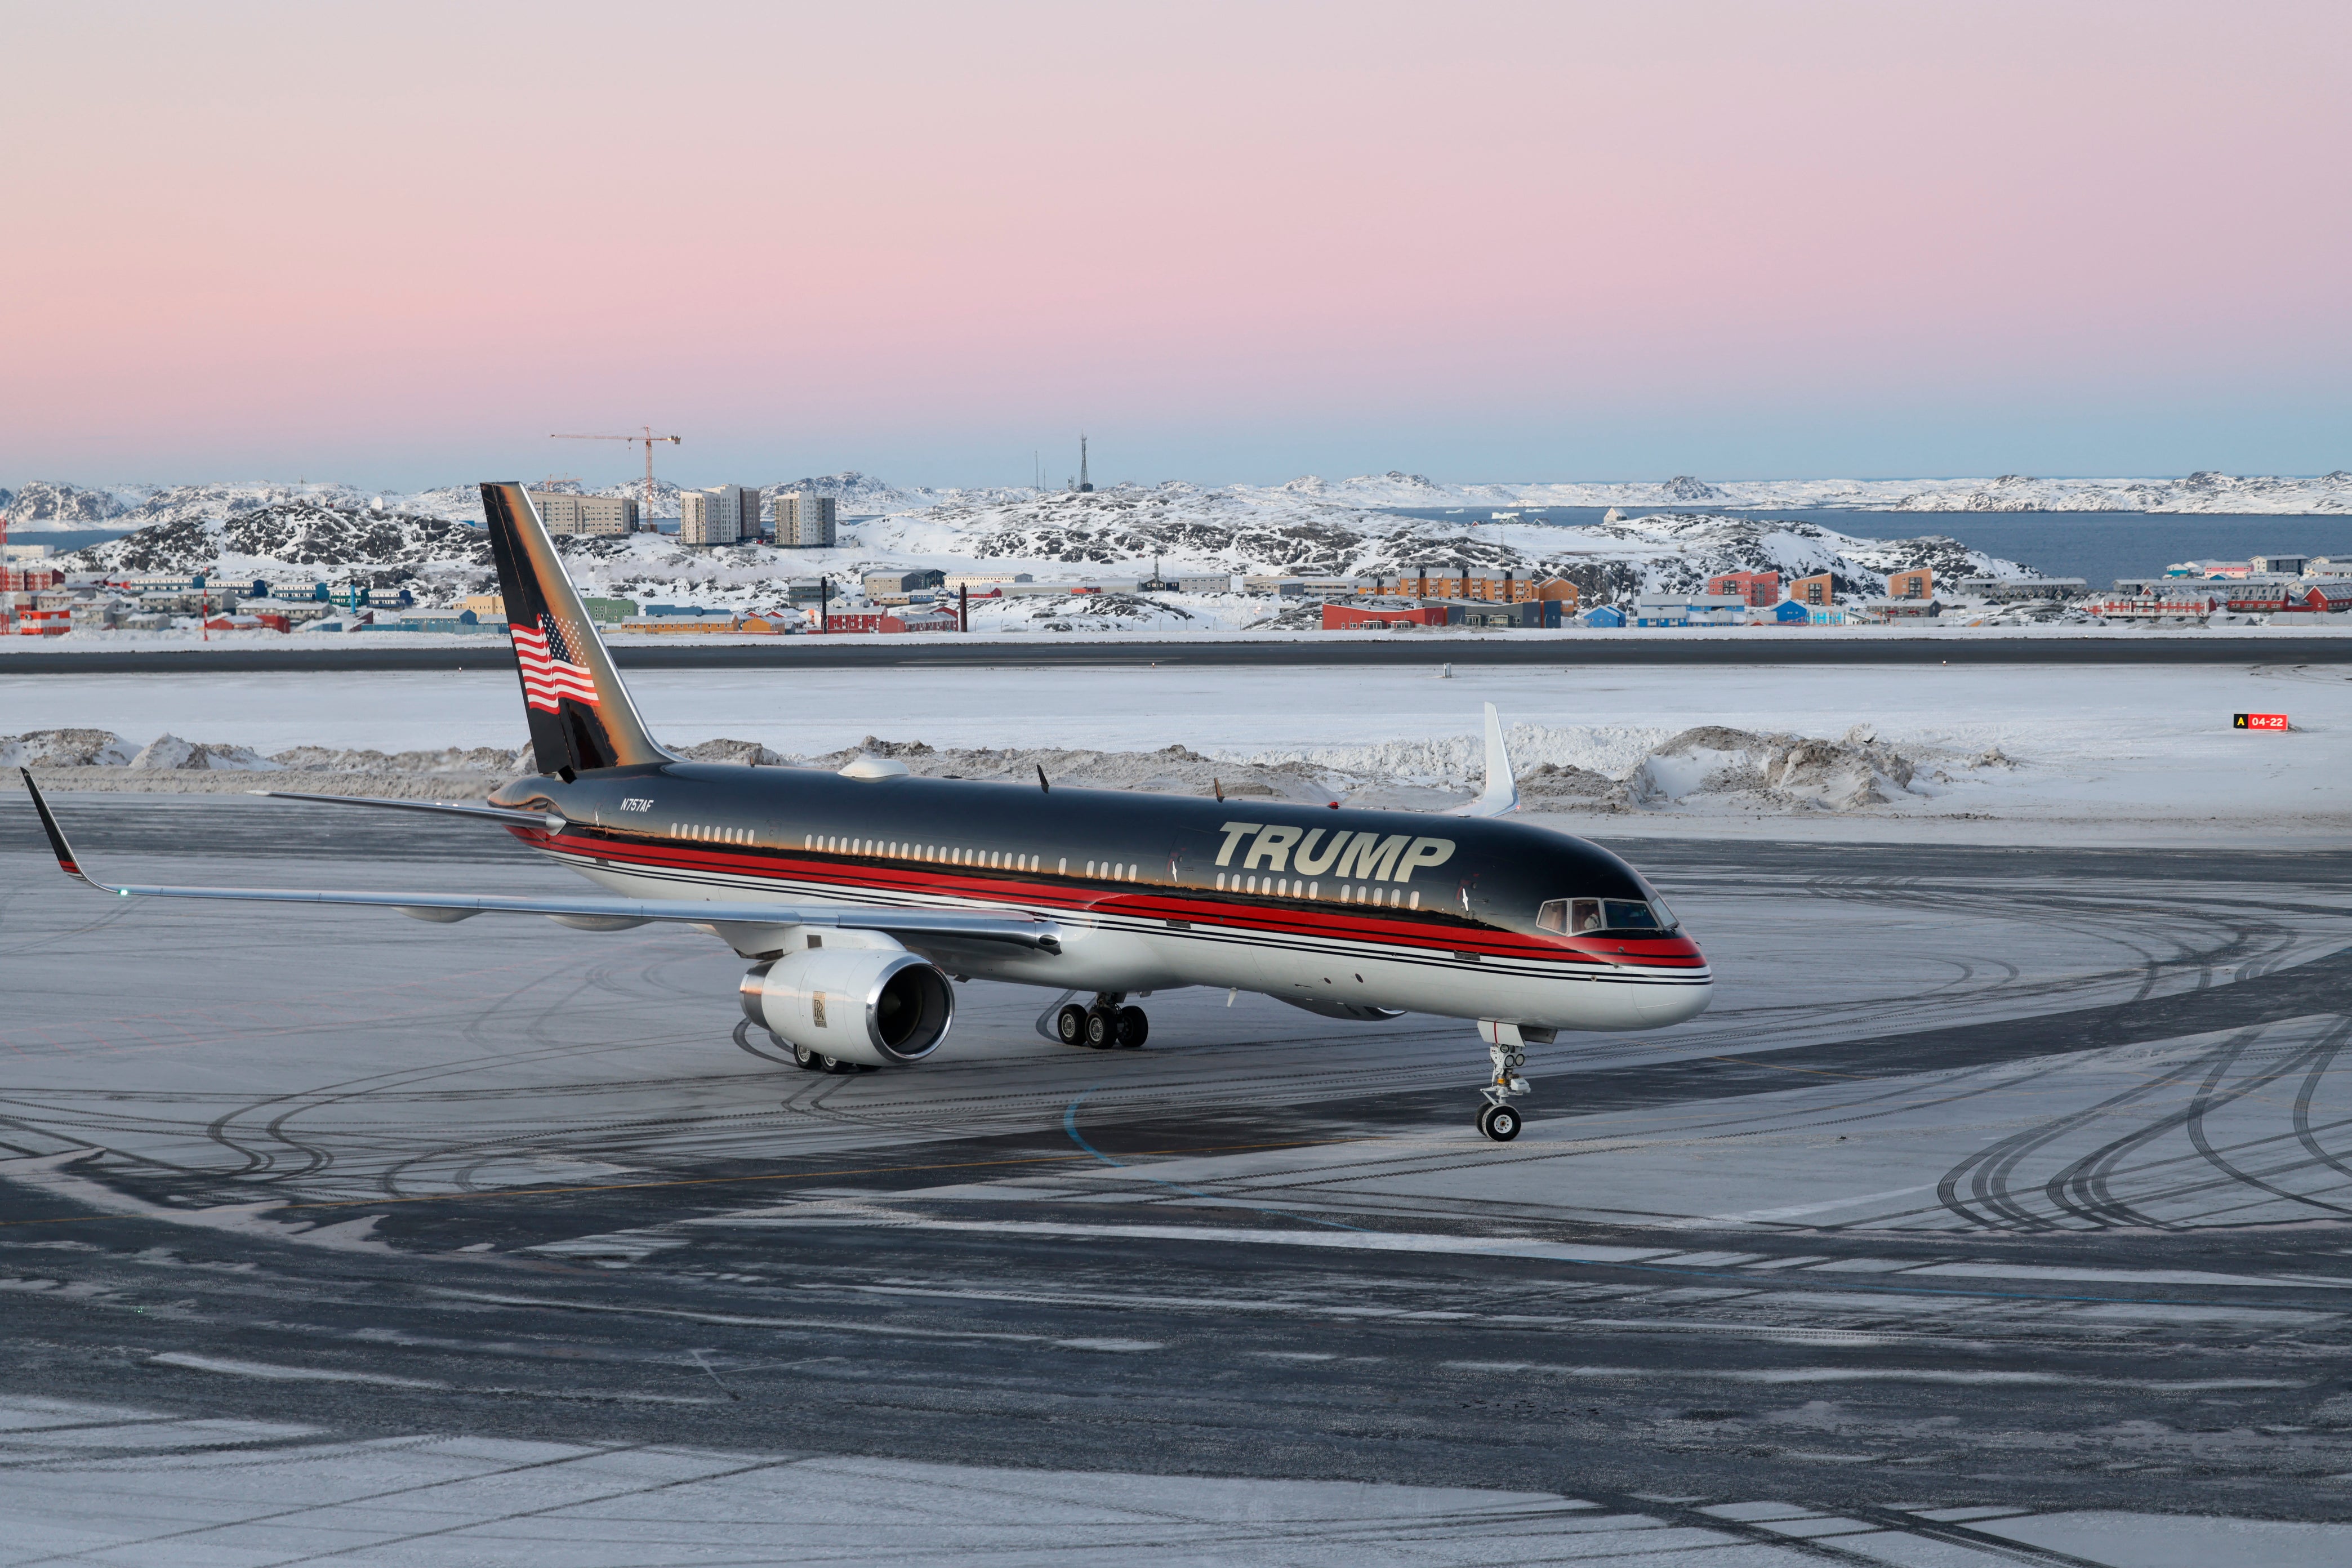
[1538,897,1677,936]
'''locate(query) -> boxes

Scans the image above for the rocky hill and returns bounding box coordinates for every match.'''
[1238,470,2352,514]
[50,480,2034,614]
[66,501,493,586]
[1,480,130,525]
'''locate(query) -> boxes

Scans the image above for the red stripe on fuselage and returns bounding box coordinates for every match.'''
[510,826,1707,970]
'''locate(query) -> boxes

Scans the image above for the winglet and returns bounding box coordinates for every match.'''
[1447,702,1520,818]
[19,770,110,890]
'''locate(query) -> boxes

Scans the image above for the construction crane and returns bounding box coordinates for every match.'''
[550,427,683,523]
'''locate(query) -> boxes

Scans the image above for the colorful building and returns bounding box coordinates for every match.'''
[1323,603,1449,630]
[1705,570,1780,607]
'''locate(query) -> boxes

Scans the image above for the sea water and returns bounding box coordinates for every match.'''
[1384,507,2352,590]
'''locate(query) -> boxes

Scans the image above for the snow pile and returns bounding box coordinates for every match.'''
[2,720,2023,818]
[264,744,532,774]
[1619,725,1933,812]
[0,729,139,768]
[127,735,277,772]
[1247,724,1672,789]
[3,731,532,799]
[1231,721,2010,816]
[795,737,1330,800]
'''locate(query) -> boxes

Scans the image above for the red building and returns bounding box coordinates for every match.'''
[13,607,72,635]
[1704,571,1780,607]
[2086,591,2220,620]
[819,607,961,634]
[2225,581,2352,614]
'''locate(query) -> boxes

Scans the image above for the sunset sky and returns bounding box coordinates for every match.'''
[5,1,2345,491]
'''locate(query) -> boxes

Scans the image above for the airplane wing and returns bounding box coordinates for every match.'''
[1446,701,1520,818]
[19,770,1061,956]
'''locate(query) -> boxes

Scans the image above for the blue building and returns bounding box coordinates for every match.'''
[1580,605,1626,628]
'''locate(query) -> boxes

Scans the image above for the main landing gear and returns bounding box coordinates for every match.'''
[791,1040,874,1075]
[1056,992,1148,1050]
[1475,1022,1540,1142]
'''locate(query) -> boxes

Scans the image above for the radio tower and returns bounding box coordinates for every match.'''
[1077,434,1093,493]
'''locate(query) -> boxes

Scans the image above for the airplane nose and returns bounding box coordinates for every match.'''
[1636,975,1712,1026]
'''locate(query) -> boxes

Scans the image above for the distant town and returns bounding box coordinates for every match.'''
[2,483,2347,639]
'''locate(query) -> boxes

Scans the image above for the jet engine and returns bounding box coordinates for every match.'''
[738,944,955,1066]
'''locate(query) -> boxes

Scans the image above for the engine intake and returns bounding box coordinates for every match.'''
[739,945,954,1066]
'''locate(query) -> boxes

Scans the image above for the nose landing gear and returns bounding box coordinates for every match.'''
[1057,993,1149,1050]
[1475,1022,1542,1141]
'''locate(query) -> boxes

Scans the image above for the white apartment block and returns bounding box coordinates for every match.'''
[777,491,837,548]
[528,491,639,537]
[681,484,759,547]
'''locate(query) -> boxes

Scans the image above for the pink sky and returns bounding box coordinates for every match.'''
[5,1,2345,489]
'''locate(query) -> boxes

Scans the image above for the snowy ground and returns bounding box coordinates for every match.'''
[1,1396,2338,1568]
[3,819,2349,1557]
[3,660,2346,845]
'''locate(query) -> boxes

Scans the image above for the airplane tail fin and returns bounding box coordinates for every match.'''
[1447,702,1520,818]
[480,482,669,777]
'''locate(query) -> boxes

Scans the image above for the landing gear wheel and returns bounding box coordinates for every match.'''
[1055,1004,1089,1046]
[1477,1102,1522,1142]
[1084,1009,1115,1049]
[791,1041,825,1072]
[820,1052,859,1075]
[1114,1006,1149,1049]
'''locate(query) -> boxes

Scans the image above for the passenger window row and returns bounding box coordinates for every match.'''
[1213,871,1418,908]
[674,823,753,844]
[802,834,1051,874]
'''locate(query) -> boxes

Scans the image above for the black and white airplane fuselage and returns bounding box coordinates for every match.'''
[493,759,1712,1035]
[22,481,1711,1144]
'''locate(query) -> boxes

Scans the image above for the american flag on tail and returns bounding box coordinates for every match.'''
[511,614,600,712]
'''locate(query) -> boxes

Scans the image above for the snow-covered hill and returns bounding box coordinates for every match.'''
[67,501,493,587]
[52,480,2037,616]
[1249,470,2352,514]
[1251,465,2352,515]
[15,465,2346,537]
[0,481,132,527]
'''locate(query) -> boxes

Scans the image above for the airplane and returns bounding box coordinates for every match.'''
[19,482,1712,1143]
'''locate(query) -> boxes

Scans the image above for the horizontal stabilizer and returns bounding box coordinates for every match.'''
[250,790,555,828]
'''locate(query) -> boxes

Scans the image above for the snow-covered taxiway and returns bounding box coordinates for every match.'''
[2,785,2349,1563]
